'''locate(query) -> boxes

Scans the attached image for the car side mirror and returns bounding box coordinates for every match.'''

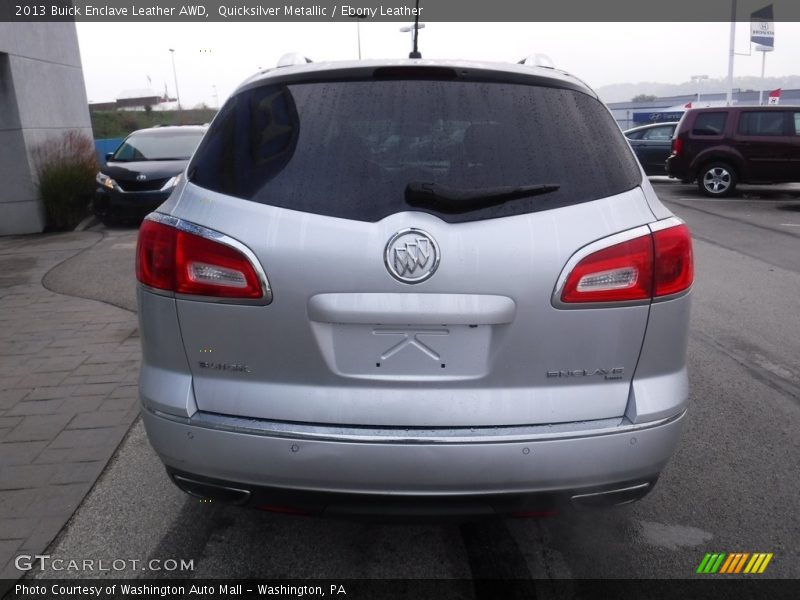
[105,152,114,162]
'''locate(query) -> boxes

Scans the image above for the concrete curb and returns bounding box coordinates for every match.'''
[74,215,99,232]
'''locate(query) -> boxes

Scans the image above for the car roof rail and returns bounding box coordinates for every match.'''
[517,54,556,69]
[277,52,313,68]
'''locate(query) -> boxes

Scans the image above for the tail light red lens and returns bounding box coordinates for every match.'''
[560,236,653,303]
[136,218,264,300]
[653,224,694,297]
[136,220,176,291]
[671,137,683,156]
[560,222,693,304]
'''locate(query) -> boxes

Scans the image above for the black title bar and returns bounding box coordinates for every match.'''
[4,0,800,22]
[3,578,800,600]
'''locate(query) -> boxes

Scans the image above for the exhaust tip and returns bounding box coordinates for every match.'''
[570,482,651,509]
[172,474,251,505]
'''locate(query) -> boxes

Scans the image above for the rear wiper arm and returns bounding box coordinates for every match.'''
[405,182,560,213]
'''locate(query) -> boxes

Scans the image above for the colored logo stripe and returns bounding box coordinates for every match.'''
[698,552,773,574]
[697,553,726,574]
[744,553,773,574]
[720,553,749,573]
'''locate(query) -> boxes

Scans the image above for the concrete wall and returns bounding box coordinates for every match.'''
[0,23,92,235]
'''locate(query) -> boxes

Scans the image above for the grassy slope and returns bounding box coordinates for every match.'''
[90,109,218,139]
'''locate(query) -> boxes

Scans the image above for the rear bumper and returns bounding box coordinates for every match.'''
[142,405,686,516]
[93,188,170,220]
[665,155,692,182]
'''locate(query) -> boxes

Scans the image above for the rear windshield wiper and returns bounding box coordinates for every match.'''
[405,182,560,213]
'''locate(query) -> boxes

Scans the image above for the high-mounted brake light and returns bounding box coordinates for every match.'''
[558,222,693,305]
[136,217,268,302]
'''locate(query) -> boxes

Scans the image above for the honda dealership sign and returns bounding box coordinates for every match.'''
[751,4,775,48]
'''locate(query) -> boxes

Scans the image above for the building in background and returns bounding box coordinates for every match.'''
[609,88,800,130]
[89,89,178,112]
[0,23,92,235]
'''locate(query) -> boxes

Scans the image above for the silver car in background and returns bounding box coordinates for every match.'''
[136,58,693,517]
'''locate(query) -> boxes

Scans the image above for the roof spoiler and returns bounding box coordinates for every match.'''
[277,53,313,68]
[517,54,556,69]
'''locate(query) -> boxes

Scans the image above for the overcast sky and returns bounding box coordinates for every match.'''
[76,22,800,106]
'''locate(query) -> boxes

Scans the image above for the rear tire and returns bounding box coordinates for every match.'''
[697,162,737,197]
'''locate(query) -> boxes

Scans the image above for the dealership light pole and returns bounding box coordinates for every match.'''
[349,13,367,59]
[690,74,709,105]
[168,48,182,111]
[756,44,773,105]
[725,0,736,105]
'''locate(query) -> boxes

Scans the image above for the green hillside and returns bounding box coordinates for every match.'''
[90,109,218,139]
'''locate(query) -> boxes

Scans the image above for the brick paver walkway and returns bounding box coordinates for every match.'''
[0,232,140,580]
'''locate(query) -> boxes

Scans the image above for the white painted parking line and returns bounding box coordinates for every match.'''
[780,223,800,227]
[668,197,800,204]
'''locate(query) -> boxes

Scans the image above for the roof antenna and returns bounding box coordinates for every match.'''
[409,0,422,58]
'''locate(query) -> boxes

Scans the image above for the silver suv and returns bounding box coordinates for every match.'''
[136,58,693,517]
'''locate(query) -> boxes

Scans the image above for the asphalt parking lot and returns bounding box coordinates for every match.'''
[15,180,800,585]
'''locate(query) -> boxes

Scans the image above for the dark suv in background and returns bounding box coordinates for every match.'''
[666,106,800,197]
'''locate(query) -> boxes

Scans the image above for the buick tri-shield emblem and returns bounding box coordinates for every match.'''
[384,229,440,283]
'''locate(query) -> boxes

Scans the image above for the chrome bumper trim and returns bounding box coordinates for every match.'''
[571,482,651,506]
[145,406,686,445]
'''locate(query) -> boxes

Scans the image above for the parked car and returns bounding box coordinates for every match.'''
[93,125,206,224]
[666,105,800,197]
[136,57,693,518]
[624,122,678,176]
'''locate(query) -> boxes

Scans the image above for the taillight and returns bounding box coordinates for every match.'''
[653,224,693,297]
[559,222,693,305]
[136,217,266,301]
[671,137,683,156]
[136,220,176,291]
[560,236,653,303]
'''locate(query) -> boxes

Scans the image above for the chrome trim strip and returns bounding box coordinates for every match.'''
[571,482,650,502]
[648,215,684,233]
[144,212,273,306]
[172,474,251,505]
[147,406,685,445]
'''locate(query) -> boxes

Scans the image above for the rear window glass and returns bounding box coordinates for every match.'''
[692,112,727,136]
[641,126,674,140]
[189,79,641,223]
[113,131,204,161]
[738,111,786,136]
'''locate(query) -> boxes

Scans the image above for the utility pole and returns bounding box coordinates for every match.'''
[168,48,182,111]
[725,0,737,106]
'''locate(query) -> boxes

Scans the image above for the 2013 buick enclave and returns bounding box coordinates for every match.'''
[135,57,693,518]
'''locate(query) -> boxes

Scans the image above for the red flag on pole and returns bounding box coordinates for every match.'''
[684,101,693,109]
[768,88,781,104]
